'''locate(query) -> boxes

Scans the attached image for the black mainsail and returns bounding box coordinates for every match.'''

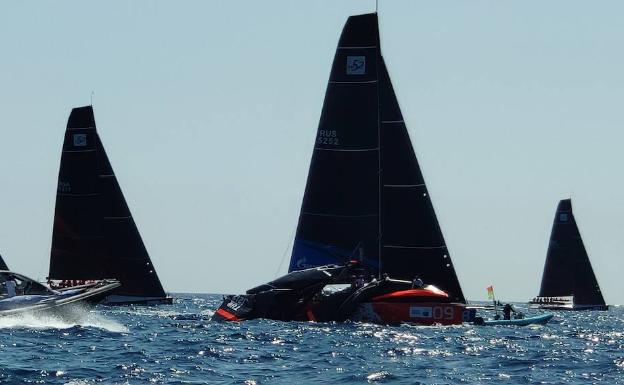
[0,254,8,271]
[288,13,465,303]
[535,199,607,310]
[49,106,170,305]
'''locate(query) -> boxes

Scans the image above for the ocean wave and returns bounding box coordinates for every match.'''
[0,307,128,333]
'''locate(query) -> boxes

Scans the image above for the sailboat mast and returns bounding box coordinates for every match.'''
[376,17,382,278]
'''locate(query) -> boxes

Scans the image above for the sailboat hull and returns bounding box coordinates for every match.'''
[0,278,120,317]
[530,304,609,311]
[213,264,471,325]
[354,302,465,325]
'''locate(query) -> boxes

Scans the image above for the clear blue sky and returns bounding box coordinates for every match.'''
[0,1,622,303]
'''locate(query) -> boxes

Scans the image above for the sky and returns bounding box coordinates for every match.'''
[0,1,623,303]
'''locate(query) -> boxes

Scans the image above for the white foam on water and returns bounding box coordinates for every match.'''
[0,306,128,333]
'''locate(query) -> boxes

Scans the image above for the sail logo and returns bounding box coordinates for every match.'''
[73,134,87,147]
[409,306,432,318]
[317,130,339,146]
[559,213,568,222]
[346,56,366,75]
[58,181,71,193]
[226,295,248,311]
[410,306,455,320]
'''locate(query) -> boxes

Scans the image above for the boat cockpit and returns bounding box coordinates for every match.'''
[0,271,55,298]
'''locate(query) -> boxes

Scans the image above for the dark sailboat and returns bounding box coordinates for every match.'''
[49,106,171,305]
[214,13,468,325]
[530,199,608,310]
[289,12,464,303]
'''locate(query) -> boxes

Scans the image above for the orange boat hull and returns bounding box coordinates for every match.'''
[363,302,466,325]
[351,289,466,325]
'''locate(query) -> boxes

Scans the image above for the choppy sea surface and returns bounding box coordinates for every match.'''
[0,294,622,385]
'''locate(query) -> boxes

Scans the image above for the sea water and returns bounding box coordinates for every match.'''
[0,294,622,384]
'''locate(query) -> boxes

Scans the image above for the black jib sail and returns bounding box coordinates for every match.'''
[49,106,170,305]
[536,199,607,309]
[288,13,465,303]
[0,254,8,271]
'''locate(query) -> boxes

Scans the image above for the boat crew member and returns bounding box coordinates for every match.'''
[412,276,424,289]
[503,303,516,320]
[4,279,16,297]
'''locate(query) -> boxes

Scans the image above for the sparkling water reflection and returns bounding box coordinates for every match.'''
[0,295,621,384]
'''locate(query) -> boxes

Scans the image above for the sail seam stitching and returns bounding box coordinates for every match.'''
[338,46,377,49]
[302,211,378,218]
[383,245,447,249]
[314,147,379,152]
[383,184,425,187]
[329,80,377,84]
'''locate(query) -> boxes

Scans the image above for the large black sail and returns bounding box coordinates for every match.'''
[378,59,464,302]
[0,254,8,271]
[49,106,168,304]
[537,199,606,308]
[289,13,465,302]
[289,13,381,273]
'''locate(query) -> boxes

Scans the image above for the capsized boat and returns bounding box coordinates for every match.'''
[474,313,554,326]
[48,106,171,305]
[214,12,468,325]
[214,262,467,325]
[0,270,120,316]
[529,199,608,311]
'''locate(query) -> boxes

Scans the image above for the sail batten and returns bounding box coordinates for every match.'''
[49,106,168,304]
[288,13,465,302]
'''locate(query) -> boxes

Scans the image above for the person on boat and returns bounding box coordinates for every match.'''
[503,303,517,320]
[2,279,17,297]
[412,276,424,289]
